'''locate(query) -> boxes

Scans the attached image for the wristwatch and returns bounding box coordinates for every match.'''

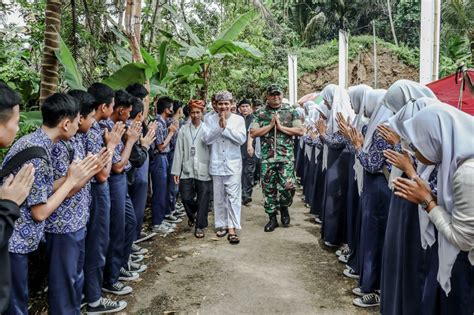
[420,198,435,210]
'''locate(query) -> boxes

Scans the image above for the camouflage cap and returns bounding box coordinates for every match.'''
[266,84,283,95]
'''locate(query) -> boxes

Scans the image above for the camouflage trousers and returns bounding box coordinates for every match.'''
[261,161,296,215]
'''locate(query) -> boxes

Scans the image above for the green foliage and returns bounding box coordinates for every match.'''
[55,36,85,91]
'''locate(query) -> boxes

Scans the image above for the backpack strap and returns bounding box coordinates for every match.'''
[0,146,49,179]
[59,140,75,164]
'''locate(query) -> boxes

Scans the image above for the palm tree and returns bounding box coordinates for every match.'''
[39,0,62,104]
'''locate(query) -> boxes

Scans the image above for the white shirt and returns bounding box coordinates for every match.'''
[429,158,474,264]
[202,113,246,176]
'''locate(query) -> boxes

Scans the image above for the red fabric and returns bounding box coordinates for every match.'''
[426,70,474,116]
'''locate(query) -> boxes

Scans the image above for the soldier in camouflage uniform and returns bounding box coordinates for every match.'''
[250,84,304,232]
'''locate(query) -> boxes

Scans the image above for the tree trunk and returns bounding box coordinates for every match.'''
[39,0,61,105]
[148,0,161,49]
[387,0,398,46]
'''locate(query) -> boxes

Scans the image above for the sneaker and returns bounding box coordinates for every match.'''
[353,292,381,308]
[102,281,133,295]
[86,298,127,314]
[343,267,360,279]
[352,287,369,297]
[134,231,157,244]
[338,254,349,263]
[172,210,186,218]
[118,267,139,281]
[131,254,144,263]
[335,245,350,257]
[324,241,338,247]
[131,243,148,255]
[152,224,174,235]
[164,214,182,223]
[126,261,147,273]
[162,221,177,228]
[314,217,322,224]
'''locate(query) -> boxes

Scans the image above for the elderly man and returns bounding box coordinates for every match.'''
[250,84,304,232]
[202,91,246,244]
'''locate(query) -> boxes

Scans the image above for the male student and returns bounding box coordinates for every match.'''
[4,93,98,314]
[0,83,35,313]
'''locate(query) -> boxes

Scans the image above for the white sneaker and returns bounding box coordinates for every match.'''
[164,214,182,223]
[152,224,174,235]
[343,267,359,279]
[162,221,177,228]
[353,292,380,308]
[338,254,349,263]
[352,287,369,297]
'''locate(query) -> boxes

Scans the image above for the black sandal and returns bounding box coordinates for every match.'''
[194,228,205,238]
[216,228,228,237]
[228,234,240,244]
[188,218,195,227]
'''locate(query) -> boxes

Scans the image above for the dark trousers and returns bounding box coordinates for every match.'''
[84,181,110,303]
[254,158,261,184]
[46,228,86,315]
[179,178,212,229]
[5,253,28,315]
[129,157,149,240]
[104,173,127,285]
[167,151,179,214]
[121,195,137,269]
[241,156,256,200]
[150,155,169,225]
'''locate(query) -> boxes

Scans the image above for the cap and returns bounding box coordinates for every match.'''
[266,84,283,95]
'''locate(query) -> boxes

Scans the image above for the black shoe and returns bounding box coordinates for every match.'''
[264,215,279,232]
[242,197,252,206]
[280,206,290,227]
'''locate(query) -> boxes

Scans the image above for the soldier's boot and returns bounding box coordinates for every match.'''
[280,206,290,227]
[264,214,279,232]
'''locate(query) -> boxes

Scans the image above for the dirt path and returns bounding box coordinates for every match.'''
[122,185,378,315]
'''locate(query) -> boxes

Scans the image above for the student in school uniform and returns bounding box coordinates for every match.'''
[44,90,110,314]
[125,83,157,244]
[83,83,127,313]
[0,83,35,314]
[101,90,142,294]
[392,104,474,315]
[150,97,179,235]
[126,96,157,250]
[4,93,97,315]
[238,98,256,206]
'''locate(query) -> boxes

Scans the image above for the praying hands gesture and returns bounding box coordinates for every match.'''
[67,154,99,187]
[104,122,125,150]
[316,119,327,137]
[126,121,142,144]
[148,120,158,133]
[393,176,436,211]
[219,112,227,129]
[0,163,35,206]
[383,149,416,178]
[140,128,156,150]
[349,126,364,151]
[377,124,400,145]
[336,112,351,139]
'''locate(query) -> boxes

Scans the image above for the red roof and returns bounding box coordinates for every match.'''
[426,69,474,115]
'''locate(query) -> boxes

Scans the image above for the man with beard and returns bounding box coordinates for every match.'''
[250,84,304,232]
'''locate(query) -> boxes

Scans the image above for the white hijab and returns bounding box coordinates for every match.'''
[348,84,372,194]
[381,79,436,113]
[321,84,355,134]
[361,89,388,153]
[388,97,439,247]
[403,104,474,295]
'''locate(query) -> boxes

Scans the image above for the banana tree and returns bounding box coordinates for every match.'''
[162,5,263,100]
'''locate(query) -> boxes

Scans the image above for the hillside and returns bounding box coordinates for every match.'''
[297,36,420,95]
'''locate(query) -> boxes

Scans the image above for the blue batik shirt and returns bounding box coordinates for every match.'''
[45,134,91,234]
[154,115,170,154]
[3,128,54,254]
[322,131,347,150]
[84,120,105,183]
[355,127,402,174]
[99,119,131,172]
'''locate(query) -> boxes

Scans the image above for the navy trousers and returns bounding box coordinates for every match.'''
[358,172,391,292]
[5,253,28,315]
[104,173,128,285]
[346,154,360,252]
[150,154,169,225]
[46,228,86,315]
[129,157,149,240]
[84,181,110,303]
[121,195,137,269]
